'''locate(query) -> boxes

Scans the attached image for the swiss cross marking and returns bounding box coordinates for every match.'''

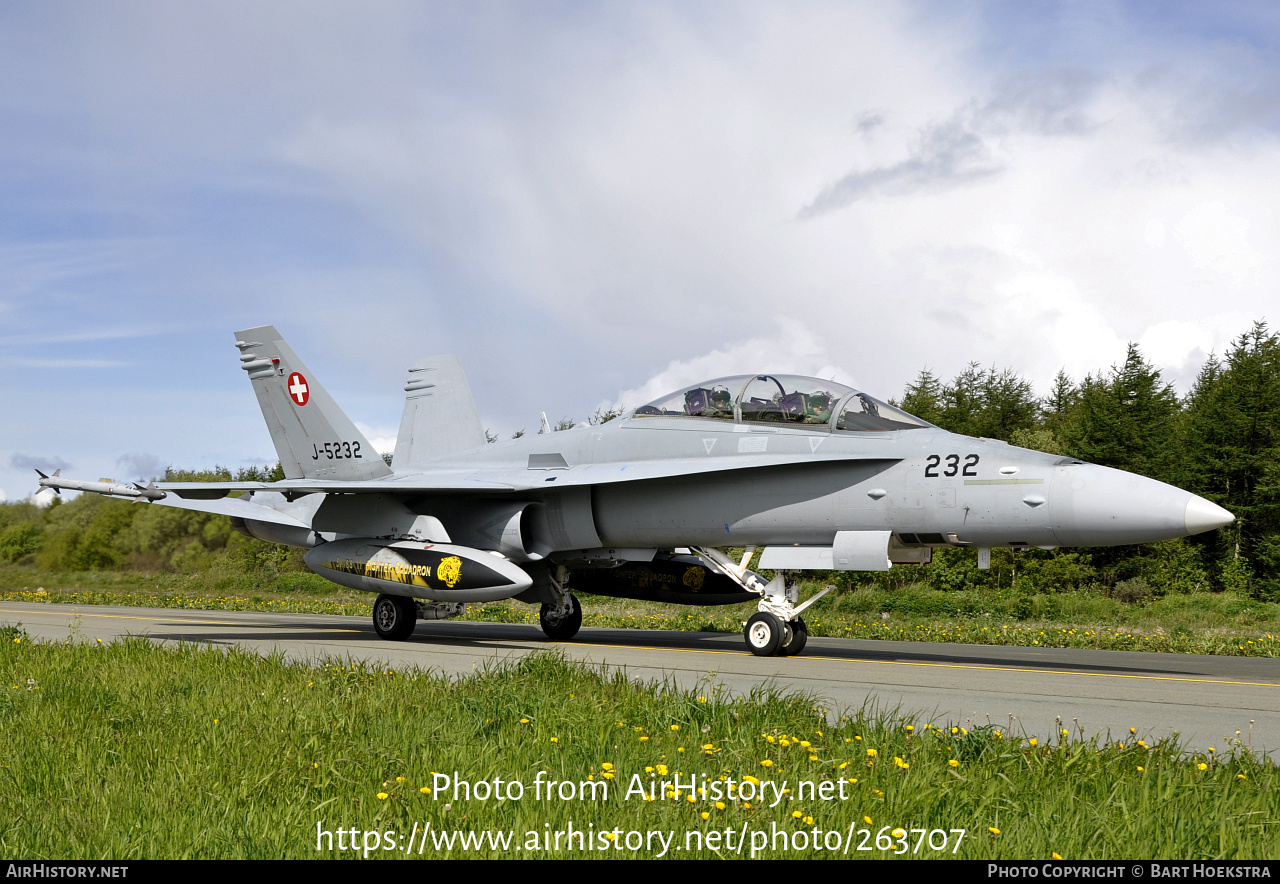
[287,372,310,406]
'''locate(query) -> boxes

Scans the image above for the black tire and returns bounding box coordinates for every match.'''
[779,618,808,656]
[539,595,582,640]
[744,611,784,656]
[372,594,417,641]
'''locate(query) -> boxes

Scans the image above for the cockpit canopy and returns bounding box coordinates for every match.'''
[633,374,930,431]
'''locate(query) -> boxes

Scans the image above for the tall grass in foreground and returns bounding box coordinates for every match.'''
[1,629,1275,859]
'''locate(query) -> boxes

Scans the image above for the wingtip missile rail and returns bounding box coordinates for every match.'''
[35,469,166,502]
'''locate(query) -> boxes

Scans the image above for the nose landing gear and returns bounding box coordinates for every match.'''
[693,546,827,657]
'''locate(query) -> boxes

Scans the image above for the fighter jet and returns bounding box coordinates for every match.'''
[38,325,1234,657]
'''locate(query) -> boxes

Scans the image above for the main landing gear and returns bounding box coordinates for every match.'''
[372,593,417,641]
[539,568,582,640]
[693,546,828,658]
[372,594,466,641]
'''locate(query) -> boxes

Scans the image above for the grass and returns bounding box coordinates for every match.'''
[0,630,1275,859]
[2,564,1279,656]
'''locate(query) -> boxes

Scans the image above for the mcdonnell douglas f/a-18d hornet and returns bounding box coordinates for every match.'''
[38,326,1234,656]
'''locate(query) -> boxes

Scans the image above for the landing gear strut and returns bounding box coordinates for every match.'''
[693,546,828,658]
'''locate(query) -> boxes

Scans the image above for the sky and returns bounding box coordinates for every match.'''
[3,1,1279,500]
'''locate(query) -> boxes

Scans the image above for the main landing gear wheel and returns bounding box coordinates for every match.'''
[372,593,417,641]
[540,594,582,640]
[745,612,784,657]
[780,617,808,657]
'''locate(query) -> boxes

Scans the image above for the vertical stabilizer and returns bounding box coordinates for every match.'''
[233,325,393,481]
[393,355,487,468]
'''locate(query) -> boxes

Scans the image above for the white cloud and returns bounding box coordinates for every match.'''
[355,422,398,457]
[608,318,851,412]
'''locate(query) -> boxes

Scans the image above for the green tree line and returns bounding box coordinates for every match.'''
[3,323,1277,600]
[890,321,1279,600]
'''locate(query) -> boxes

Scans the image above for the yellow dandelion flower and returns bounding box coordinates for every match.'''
[640,736,649,742]
[863,816,873,825]
[1137,766,1144,772]
[866,748,877,758]
[420,786,431,794]
[799,740,811,748]
[701,812,709,820]
[1053,853,1063,860]
[803,816,815,825]
[520,718,529,724]
[892,828,906,839]
[761,759,773,767]
[1029,739,1038,747]
[377,792,389,800]
[948,759,959,768]
[1198,763,1208,771]
[716,801,725,810]
[792,811,802,819]
[550,737,558,743]
[395,776,406,782]
[988,827,1001,836]
[671,725,680,731]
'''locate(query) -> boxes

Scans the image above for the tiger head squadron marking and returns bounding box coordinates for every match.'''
[38,325,1234,655]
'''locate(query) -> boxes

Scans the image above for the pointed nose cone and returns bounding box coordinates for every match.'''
[1184,496,1234,535]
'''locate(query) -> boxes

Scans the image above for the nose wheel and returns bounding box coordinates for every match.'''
[691,547,827,657]
[744,613,808,657]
